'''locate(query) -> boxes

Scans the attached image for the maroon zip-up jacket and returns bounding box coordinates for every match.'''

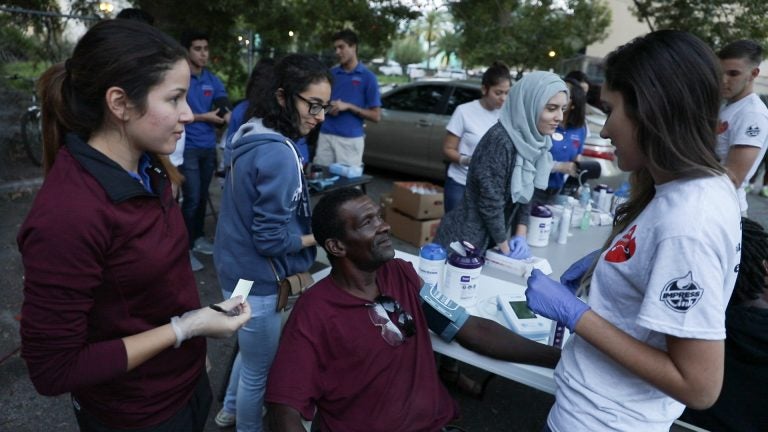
[17,135,205,428]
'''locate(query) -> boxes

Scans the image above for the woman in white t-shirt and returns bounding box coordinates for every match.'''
[442,61,511,212]
[525,31,742,432]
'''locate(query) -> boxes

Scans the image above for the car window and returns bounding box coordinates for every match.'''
[445,86,482,116]
[382,85,448,114]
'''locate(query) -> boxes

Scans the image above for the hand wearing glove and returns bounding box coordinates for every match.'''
[560,249,601,293]
[506,235,531,260]
[526,269,590,332]
[459,155,472,167]
[170,296,251,348]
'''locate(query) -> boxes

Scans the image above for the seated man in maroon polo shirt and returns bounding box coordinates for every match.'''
[265,187,560,431]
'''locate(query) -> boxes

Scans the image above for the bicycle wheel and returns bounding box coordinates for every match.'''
[21,108,43,167]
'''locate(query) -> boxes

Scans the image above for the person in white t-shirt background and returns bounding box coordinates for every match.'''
[442,61,512,212]
[716,39,768,216]
[524,30,742,432]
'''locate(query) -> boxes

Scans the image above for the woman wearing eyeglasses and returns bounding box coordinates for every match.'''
[213,54,332,432]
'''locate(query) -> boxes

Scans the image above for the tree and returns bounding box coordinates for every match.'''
[631,0,768,48]
[391,36,425,72]
[436,31,463,68]
[1,0,73,61]
[449,0,611,76]
[410,8,451,71]
[132,0,418,97]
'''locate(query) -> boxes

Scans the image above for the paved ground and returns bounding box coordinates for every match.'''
[2,158,765,431]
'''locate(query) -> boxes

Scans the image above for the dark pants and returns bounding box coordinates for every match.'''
[180,147,217,247]
[73,372,212,432]
[443,176,465,213]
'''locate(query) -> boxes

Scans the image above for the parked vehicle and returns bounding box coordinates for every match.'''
[378,60,402,76]
[364,80,482,179]
[364,80,626,188]
[434,68,467,80]
[581,106,626,190]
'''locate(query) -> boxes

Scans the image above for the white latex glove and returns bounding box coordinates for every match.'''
[170,296,251,348]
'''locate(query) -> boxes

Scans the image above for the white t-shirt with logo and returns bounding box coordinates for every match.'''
[716,92,768,213]
[445,99,500,185]
[548,175,741,432]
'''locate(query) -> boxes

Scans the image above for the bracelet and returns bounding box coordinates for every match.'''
[170,316,184,349]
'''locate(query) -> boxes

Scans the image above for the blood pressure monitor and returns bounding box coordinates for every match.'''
[497,294,551,342]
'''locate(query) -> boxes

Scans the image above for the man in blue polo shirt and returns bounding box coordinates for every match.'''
[313,29,381,167]
[180,31,231,271]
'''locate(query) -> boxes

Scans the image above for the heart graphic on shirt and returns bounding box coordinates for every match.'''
[717,120,729,134]
[605,225,637,263]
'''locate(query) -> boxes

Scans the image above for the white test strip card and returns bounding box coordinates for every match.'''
[230,279,254,303]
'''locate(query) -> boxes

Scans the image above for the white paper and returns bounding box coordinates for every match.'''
[230,279,254,303]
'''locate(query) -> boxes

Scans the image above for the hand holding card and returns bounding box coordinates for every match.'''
[230,279,253,303]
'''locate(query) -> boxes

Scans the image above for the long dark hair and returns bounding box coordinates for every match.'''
[563,79,586,129]
[582,30,726,288]
[481,61,511,89]
[37,19,186,175]
[247,54,332,141]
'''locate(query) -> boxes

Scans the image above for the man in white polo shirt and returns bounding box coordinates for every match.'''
[716,40,768,216]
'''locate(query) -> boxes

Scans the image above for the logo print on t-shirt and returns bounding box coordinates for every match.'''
[659,271,703,312]
[605,225,637,263]
[745,124,761,137]
[717,120,728,134]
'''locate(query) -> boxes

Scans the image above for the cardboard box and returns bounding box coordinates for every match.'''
[391,182,444,220]
[385,207,441,247]
[379,192,393,219]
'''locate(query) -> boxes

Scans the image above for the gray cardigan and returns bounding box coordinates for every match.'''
[435,122,531,255]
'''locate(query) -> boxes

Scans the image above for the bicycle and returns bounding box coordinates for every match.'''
[7,75,43,167]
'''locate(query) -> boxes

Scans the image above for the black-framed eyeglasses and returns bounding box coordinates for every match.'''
[295,93,332,116]
[365,295,415,346]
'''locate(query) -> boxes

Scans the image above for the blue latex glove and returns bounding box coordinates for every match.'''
[560,249,601,293]
[526,269,590,332]
[506,235,531,259]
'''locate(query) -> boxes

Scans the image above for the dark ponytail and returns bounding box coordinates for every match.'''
[37,19,186,175]
[37,64,68,174]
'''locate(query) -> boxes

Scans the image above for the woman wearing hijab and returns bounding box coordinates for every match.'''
[434,71,568,259]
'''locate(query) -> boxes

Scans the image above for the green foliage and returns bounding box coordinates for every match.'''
[377,75,409,86]
[449,0,611,75]
[631,0,768,49]
[391,37,425,69]
[130,0,418,102]
[1,0,74,60]
[0,16,44,70]
[409,8,451,70]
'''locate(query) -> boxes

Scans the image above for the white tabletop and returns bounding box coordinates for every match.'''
[424,226,611,394]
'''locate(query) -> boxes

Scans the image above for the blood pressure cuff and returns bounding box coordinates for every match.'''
[419,284,470,343]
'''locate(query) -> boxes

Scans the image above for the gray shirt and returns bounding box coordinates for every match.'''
[435,122,531,255]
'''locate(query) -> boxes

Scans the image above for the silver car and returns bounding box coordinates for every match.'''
[364,80,482,179]
[582,106,627,190]
[363,80,626,188]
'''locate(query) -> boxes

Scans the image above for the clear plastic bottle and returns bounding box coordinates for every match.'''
[580,203,591,230]
[578,182,591,207]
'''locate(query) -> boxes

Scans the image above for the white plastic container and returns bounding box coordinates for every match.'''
[443,241,483,306]
[417,243,446,289]
[557,206,572,244]
[527,204,552,247]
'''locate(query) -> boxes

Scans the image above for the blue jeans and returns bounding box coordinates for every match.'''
[443,176,466,213]
[220,292,281,432]
[180,147,217,246]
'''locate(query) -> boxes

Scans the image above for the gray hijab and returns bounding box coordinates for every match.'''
[498,71,568,204]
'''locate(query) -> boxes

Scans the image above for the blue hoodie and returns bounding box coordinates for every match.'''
[214,118,316,296]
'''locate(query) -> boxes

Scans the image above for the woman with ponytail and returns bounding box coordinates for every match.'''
[17,19,250,431]
[525,30,742,431]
